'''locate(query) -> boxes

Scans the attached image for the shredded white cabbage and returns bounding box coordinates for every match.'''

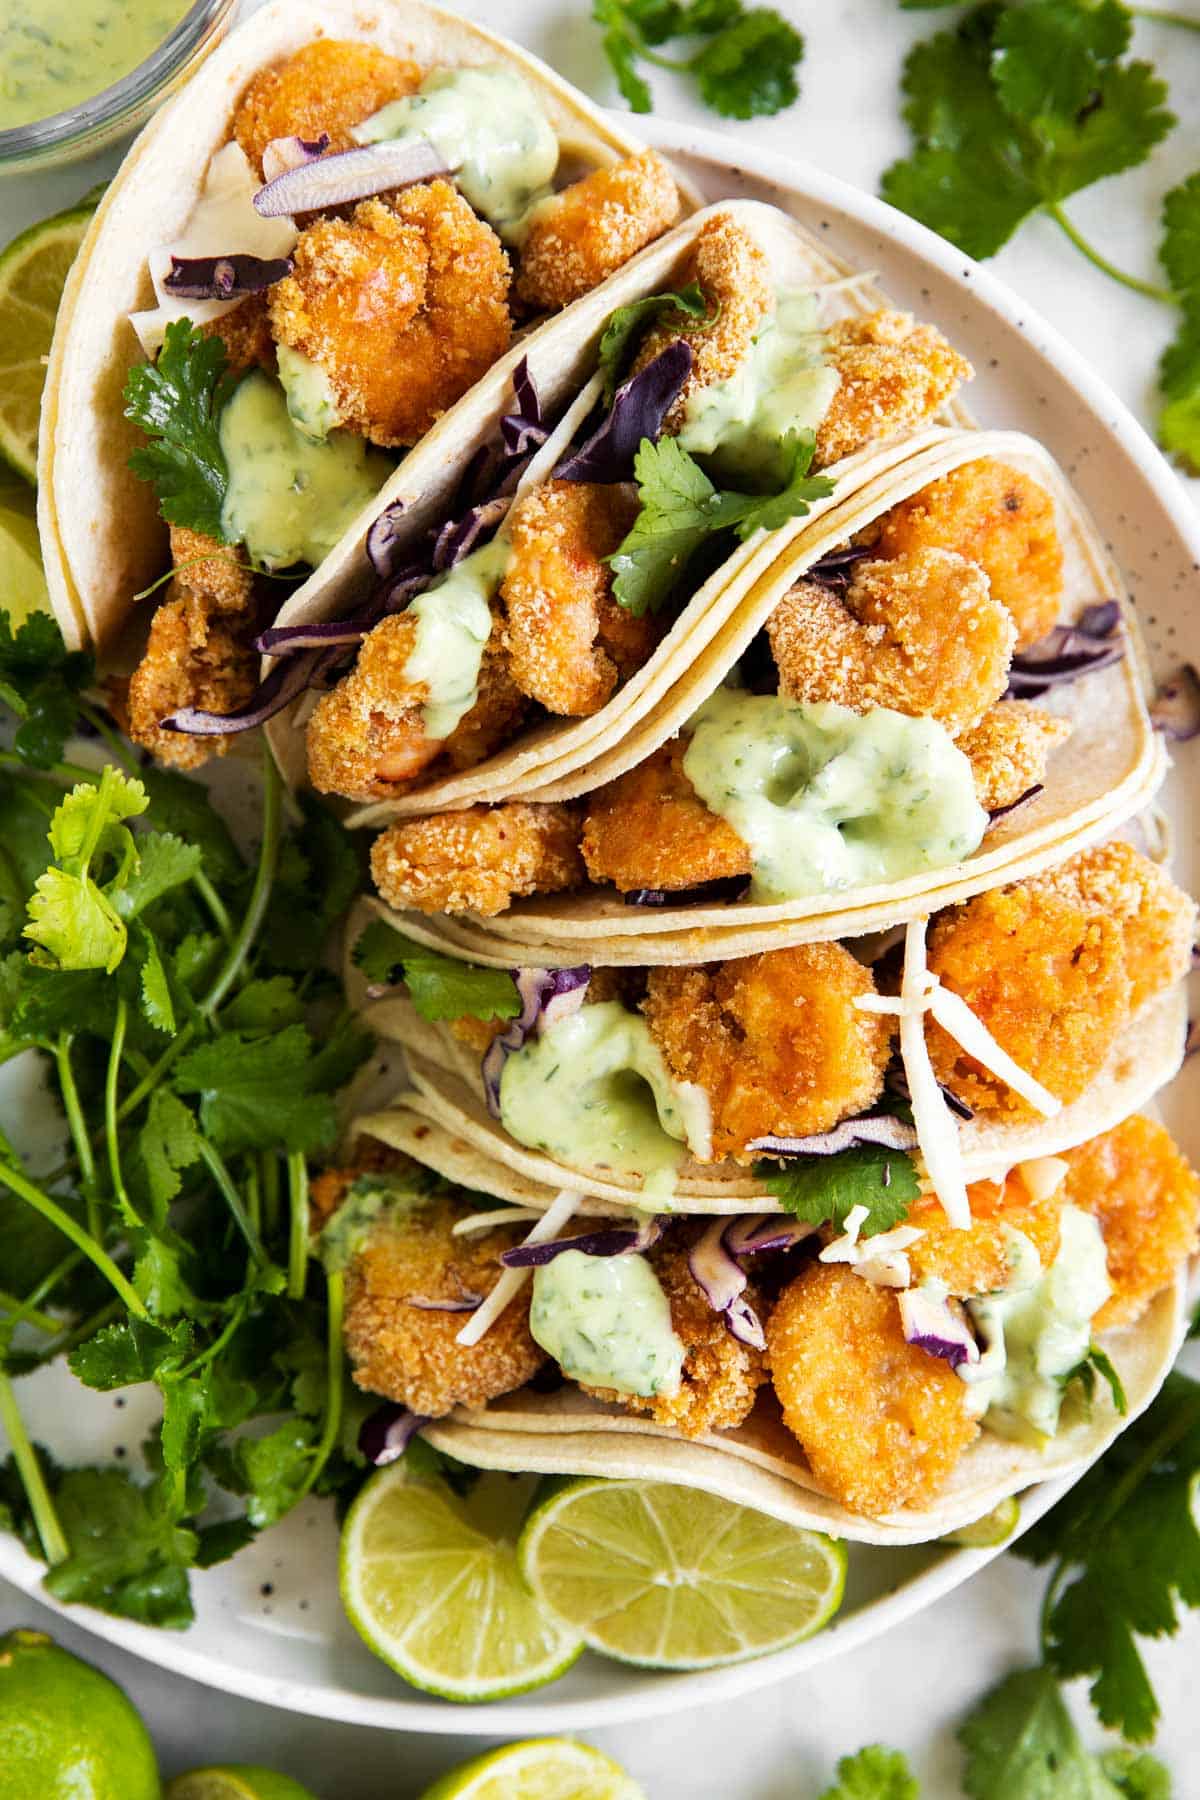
[454,1188,580,1346]
[927,985,1061,1117]
[899,917,972,1229]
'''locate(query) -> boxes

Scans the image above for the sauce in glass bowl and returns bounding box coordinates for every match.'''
[1,0,192,131]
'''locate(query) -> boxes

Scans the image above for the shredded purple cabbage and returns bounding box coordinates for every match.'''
[254,138,451,217]
[622,875,752,908]
[804,543,873,591]
[162,648,320,737]
[358,1403,429,1466]
[1006,601,1123,699]
[499,355,549,460]
[988,782,1044,823]
[722,1214,818,1258]
[432,496,511,572]
[688,1218,767,1349]
[501,1218,662,1268]
[898,1290,979,1370]
[556,342,693,484]
[887,1060,973,1122]
[163,253,292,299]
[481,967,591,1116]
[1150,663,1200,741]
[748,1115,918,1157]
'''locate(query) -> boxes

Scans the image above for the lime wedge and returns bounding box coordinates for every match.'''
[0,200,95,485]
[0,486,50,624]
[518,1476,846,1670]
[418,1739,647,1800]
[166,1771,318,1800]
[340,1464,583,1701]
[943,1496,1020,1548]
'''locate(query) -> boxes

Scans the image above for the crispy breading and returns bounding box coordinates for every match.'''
[516,151,681,311]
[874,459,1064,650]
[958,701,1071,812]
[908,1169,1064,1295]
[343,1193,546,1415]
[309,1144,406,1228]
[370,802,583,916]
[1062,1116,1200,1330]
[767,1262,980,1515]
[166,526,253,615]
[127,585,255,770]
[583,1231,767,1436]
[232,40,423,175]
[500,480,652,715]
[199,292,277,375]
[270,182,511,447]
[642,946,892,1163]
[815,311,972,468]
[1027,840,1196,1011]
[581,737,751,893]
[768,547,1014,737]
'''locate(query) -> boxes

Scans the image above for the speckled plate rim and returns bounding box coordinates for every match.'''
[4,113,1199,1735]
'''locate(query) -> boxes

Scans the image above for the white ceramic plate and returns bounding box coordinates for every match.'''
[2,116,1198,1734]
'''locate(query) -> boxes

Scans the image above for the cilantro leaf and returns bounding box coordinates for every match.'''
[135,1089,204,1223]
[23,770,151,973]
[819,1745,919,1800]
[68,1317,190,1389]
[207,1418,318,1527]
[1065,1344,1127,1417]
[173,1024,339,1155]
[24,866,127,973]
[138,767,244,886]
[592,0,802,119]
[959,1665,1116,1799]
[728,429,833,536]
[1098,1752,1172,1800]
[137,930,176,1034]
[593,0,654,110]
[0,610,93,770]
[112,831,202,921]
[1159,177,1200,471]
[39,1467,197,1628]
[598,282,709,403]
[124,319,235,540]
[263,793,363,970]
[353,917,520,1023]
[221,975,306,1035]
[754,1144,919,1236]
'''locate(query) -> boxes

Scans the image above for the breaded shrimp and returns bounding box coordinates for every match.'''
[581,736,751,893]
[270,182,512,447]
[908,1168,1064,1296]
[767,1262,980,1514]
[232,41,423,176]
[958,701,1071,813]
[500,480,652,715]
[516,151,681,311]
[642,946,893,1163]
[127,586,255,770]
[873,460,1064,650]
[1027,840,1196,1011]
[768,548,1015,738]
[815,311,972,467]
[199,292,277,375]
[1062,1116,1200,1330]
[370,802,584,917]
[167,525,253,615]
[583,1231,767,1435]
[343,1192,546,1415]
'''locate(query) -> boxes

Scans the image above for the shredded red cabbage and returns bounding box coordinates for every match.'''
[501,1218,662,1267]
[622,875,751,907]
[254,138,451,217]
[163,253,292,299]
[988,782,1044,823]
[722,1214,818,1257]
[555,342,693,484]
[898,1290,979,1370]
[161,649,320,736]
[407,1292,483,1312]
[481,966,591,1116]
[358,1403,429,1466]
[687,1219,767,1350]
[1006,601,1123,698]
[748,1115,918,1156]
[804,543,873,591]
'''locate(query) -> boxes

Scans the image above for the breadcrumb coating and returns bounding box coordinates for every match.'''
[199,292,277,375]
[166,526,253,615]
[581,736,751,893]
[958,701,1071,812]
[874,459,1064,650]
[269,182,511,447]
[370,802,583,916]
[1063,1116,1200,1330]
[500,480,651,715]
[642,946,892,1163]
[232,40,423,176]
[768,547,1014,737]
[815,311,971,467]
[127,585,256,770]
[516,151,681,311]
[908,1169,1064,1296]
[767,1262,980,1514]
[1026,840,1196,1012]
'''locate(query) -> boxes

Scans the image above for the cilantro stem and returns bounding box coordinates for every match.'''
[0,1362,68,1565]
[54,1034,99,1239]
[1131,7,1200,31]
[0,1162,148,1318]
[296,1269,344,1501]
[245,1159,261,1239]
[195,1138,264,1264]
[261,1151,281,1240]
[0,751,103,787]
[104,999,135,1225]
[192,871,233,942]
[201,748,281,1017]
[77,702,138,775]
[287,1152,309,1300]
[15,1250,83,1323]
[0,1290,58,1334]
[639,46,695,70]
[1047,204,1176,303]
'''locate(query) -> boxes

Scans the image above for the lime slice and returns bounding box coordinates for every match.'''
[943,1496,1020,1549]
[418,1739,647,1800]
[518,1476,846,1670]
[0,201,95,485]
[0,486,50,624]
[0,1627,159,1800]
[340,1464,582,1701]
[166,1771,318,1800]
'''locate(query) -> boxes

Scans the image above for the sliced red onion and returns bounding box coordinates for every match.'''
[407,1291,483,1312]
[1006,603,1123,698]
[500,1218,662,1267]
[161,648,320,736]
[726,1293,767,1351]
[748,1115,919,1157]
[898,1289,979,1370]
[688,1217,747,1312]
[622,874,751,907]
[358,1403,429,1466]
[500,355,548,460]
[988,782,1043,823]
[163,253,293,300]
[432,496,511,571]
[722,1214,818,1257]
[805,543,873,591]
[1077,600,1121,635]
[1150,663,1200,740]
[556,342,693,484]
[254,138,452,218]
[366,501,409,581]
[480,966,591,1116]
[256,618,374,654]
[261,133,330,184]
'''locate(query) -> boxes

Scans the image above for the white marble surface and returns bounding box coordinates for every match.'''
[3,1,1200,1792]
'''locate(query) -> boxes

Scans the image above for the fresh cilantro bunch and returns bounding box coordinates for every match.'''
[124,318,236,541]
[594,0,804,118]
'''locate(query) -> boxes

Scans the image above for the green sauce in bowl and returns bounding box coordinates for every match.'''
[1,0,190,130]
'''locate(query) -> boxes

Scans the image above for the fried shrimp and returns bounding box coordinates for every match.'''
[269,182,512,447]
[873,459,1064,650]
[370,802,583,916]
[516,151,681,311]
[500,480,652,715]
[581,737,751,893]
[232,40,423,175]
[200,292,276,375]
[583,1232,768,1436]
[815,311,972,468]
[1062,1116,1200,1330]
[127,586,256,770]
[908,1168,1065,1296]
[957,702,1071,813]
[167,526,253,615]
[767,1262,980,1514]
[343,1192,547,1415]
[1027,840,1196,1011]
[768,547,1015,737]
[642,945,893,1163]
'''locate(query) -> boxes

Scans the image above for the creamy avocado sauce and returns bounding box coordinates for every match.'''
[677,291,840,489]
[530,1249,685,1396]
[355,65,559,245]
[218,371,391,571]
[403,539,508,739]
[962,1207,1112,1444]
[276,344,344,443]
[498,1000,711,1184]
[316,1175,417,1272]
[682,690,988,901]
[0,0,188,130]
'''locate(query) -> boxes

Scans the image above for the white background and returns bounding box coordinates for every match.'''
[2,2,1200,1793]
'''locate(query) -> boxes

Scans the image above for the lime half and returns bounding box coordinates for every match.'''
[0,1627,159,1800]
[0,485,50,624]
[418,1739,647,1800]
[518,1477,846,1670]
[0,201,95,484]
[340,1464,582,1702]
[943,1496,1020,1549]
[166,1771,318,1800]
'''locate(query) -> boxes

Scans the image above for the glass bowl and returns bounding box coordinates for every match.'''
[0,0,238,175]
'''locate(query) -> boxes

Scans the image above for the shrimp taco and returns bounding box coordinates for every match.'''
[354,431,1166,963]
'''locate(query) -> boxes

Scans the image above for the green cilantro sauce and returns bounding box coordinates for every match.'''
[962,1207,1112,1444]
[316,1176,417,1273]
[218,370,391,571]
[276,345,343,443]
[682,690,988,901]
[0,0,187,130]
[405,539,509,739]
[530,1249,685,1396]
[498,1000,711,1189]
[677,292,840,489]
[355,66,559,245]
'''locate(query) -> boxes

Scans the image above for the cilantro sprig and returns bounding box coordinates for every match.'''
[959,1666,1171,1797]
[353,916,521,1022]
[124,318,236,541]
[754,1142,920,1236]
[594,0,804,118]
